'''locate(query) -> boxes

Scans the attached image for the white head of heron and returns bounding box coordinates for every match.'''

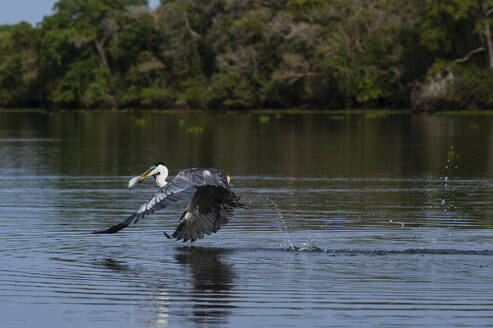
[128,162,169,189]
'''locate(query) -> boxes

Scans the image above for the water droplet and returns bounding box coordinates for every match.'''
[267,196,294,250]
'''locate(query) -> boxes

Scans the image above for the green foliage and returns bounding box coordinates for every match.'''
[0,22,40,107]
[287,0,326,13]
[450,65,493,109]
[210,72,256,109]
[1,0,493,110]
[420,0,479,55]
[177,78,209,109]
[185,126,204,134]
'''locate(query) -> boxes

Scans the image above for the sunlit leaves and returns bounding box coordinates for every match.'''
[1,0,492,110]
[420,0,484,55]
[0,22,41,107]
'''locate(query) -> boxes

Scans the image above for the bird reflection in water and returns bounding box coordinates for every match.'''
[175,246,236,325]
[95,257,170,326]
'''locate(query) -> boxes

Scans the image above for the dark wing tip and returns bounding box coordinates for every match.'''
[93,213,137,234]
[168,186,244,242]
[93,223,126,234]
[172,220,193,242]
[172,219,201,243]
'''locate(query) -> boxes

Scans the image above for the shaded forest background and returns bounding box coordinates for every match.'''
[1,0,493,111]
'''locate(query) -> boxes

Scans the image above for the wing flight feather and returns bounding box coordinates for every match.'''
[171,185,244,242]
[94,168,228,234]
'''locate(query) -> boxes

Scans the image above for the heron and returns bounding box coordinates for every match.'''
[94,162,245,242]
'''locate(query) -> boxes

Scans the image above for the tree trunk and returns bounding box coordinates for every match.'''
[94,38,110,71]
[485,20,493,69]
[94,38,118,110]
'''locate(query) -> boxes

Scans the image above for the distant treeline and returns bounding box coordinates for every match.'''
[1,0,493,111]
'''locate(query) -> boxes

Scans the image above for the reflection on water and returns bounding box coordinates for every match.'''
[175,247,235,325]
[175,247,234,291]
[97,258,132,272]
[1,111,493,178]
[1,111,493,327]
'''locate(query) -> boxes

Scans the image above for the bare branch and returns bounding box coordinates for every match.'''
[452,47,485,65]
[183,12,200,38]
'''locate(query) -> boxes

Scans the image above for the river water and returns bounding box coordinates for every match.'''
[1,111,493,327]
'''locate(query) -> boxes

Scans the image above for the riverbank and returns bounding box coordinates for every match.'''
[3,108,493,117]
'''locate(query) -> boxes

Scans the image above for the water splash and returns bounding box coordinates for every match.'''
[266,196,295,250]
[299,233,319,251]
[281,247,493,256]
[439,145,458,219]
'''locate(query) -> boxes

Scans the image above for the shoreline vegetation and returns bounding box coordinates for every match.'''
[4,108,493,117]
[1,1,493,112]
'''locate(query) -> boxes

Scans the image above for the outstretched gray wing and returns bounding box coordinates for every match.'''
[94,168,228,234]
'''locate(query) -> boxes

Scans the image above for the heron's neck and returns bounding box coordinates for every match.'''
[155,174,167,188]
[154,165,169,188]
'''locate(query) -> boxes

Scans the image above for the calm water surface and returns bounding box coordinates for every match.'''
[1,111,493,327]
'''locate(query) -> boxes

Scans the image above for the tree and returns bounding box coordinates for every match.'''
[420,0,493,68]
[0,22,41,107]
[304,0,413,107]
[40,0,147,109]
[154,0,225,108]
[413,0,493,109]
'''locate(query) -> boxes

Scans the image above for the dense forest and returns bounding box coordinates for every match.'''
[1,0,493,111]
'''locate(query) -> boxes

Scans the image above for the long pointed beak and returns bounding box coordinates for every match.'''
[138,166,156,182]
[128,166,156,189]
